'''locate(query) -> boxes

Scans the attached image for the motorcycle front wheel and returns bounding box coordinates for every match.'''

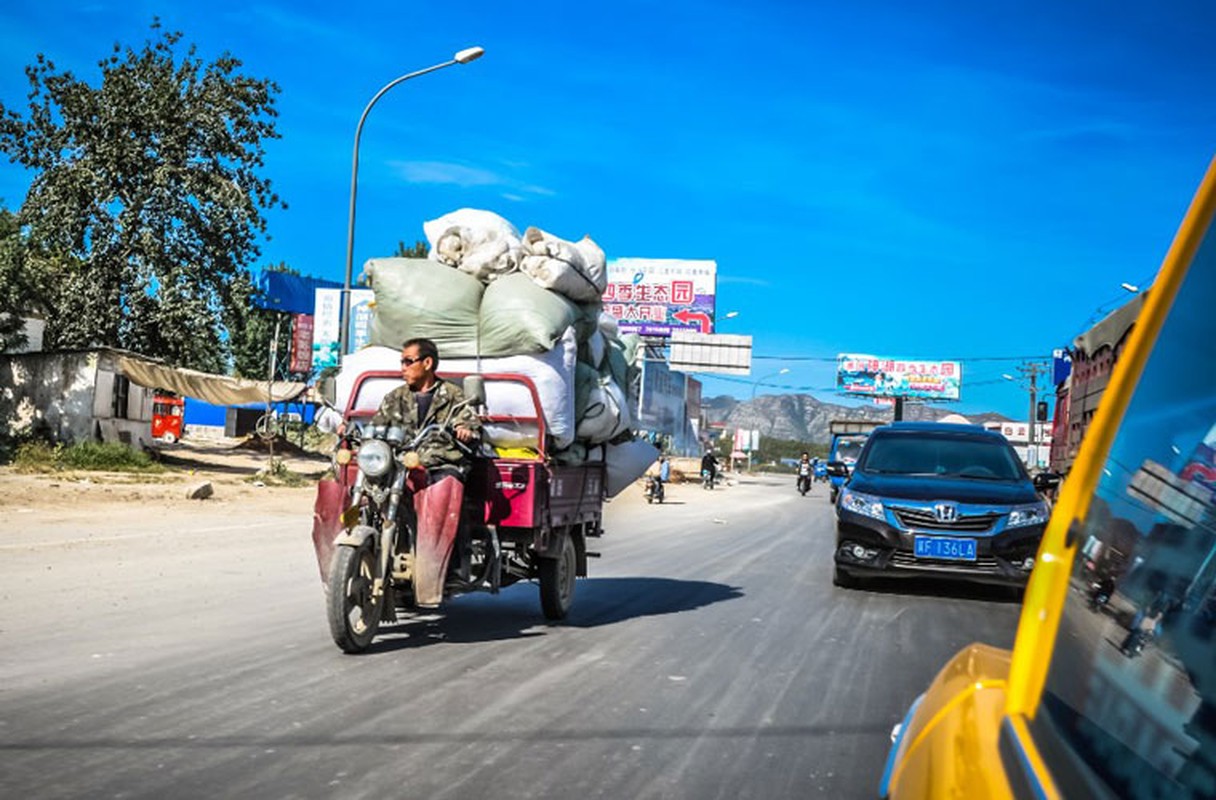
[326,541,382,654]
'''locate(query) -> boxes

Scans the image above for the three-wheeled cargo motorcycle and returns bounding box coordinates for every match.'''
[310,370,606,654]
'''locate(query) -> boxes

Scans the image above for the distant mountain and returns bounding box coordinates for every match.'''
[703,393,1013,444]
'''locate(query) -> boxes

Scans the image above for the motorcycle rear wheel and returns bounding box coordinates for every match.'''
[326,542,382,654]
[539,531,576,621]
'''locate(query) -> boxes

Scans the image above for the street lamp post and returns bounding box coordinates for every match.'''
[338,46,485,357]
[748,367,789,470]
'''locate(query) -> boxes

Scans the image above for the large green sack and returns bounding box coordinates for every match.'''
[478,272,579,356]
[365,258,484,357]
[604,337,630,389]
[575,362,598,417]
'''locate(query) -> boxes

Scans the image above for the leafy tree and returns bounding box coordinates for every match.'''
[0,20,285,371]
[393,239,429,258]
[0,204,38,351]
[755,435,827,467]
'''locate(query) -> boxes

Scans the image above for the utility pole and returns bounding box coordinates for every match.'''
[1010,361,1050,469]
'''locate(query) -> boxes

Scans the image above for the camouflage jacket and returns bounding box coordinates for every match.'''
[369,379,481,470]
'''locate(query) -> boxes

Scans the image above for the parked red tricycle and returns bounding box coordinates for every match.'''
[152,394,184,443]
[311,370,606,654]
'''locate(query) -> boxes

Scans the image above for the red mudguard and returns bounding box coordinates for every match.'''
[311,479,349,584]
[412,474,465,607]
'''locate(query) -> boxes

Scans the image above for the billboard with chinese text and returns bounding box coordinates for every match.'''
[289,314,314,375]
[312,289,373,371]
[836,354,962,401]
[1180,422,1216,503]
[602,258,717,337]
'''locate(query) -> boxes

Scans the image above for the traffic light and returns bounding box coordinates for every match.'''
[1037,401,1049,422]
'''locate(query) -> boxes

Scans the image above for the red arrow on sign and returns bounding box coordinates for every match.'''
[672,309,711,333]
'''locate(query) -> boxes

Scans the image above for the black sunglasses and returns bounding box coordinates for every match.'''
[400,356,424,366]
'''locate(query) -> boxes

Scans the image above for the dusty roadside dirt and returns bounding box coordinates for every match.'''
[0,434,330,516]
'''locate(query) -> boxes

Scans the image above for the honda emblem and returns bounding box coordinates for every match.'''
[933,503,958,523]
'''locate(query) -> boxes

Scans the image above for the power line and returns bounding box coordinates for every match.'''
[750,353,1055,364]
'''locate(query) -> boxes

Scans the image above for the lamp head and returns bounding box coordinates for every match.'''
[455,46,485,64]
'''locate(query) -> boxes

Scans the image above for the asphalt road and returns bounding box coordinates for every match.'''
[0,474,1022,799]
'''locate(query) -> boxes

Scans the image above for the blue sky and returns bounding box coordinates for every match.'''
[2,1,1214,420]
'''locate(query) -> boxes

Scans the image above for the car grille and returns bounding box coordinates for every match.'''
[892,507,999,532]
[890,551,1002,572]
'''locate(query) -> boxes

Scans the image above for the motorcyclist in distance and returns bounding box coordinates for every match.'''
[700,450,719,487]
[797,452,812,494]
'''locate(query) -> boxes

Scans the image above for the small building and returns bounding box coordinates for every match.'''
[983,420,1053,470]
[1050,292,1148,474]
[0,348,158,450]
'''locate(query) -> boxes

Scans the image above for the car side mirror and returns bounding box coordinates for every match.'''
[318,376,337,408]
[463,375,487,409]
[1033,472,1061,492]
[826,461,850,478]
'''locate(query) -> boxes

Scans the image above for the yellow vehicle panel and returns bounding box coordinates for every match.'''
[882,644,1012,799]
[883,154,1216,799]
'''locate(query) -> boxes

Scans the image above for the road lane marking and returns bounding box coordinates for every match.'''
[0,520,288,550]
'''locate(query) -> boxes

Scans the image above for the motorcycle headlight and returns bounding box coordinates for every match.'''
[840,489,885,520]
[1008,501,1050,529]
[356,439,393,478]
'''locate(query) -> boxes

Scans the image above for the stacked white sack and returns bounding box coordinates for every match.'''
[423,208,522,283]
[519,227,607,304]
[336,330,578,450]
[575,363,632,443]
[364,209,641,469]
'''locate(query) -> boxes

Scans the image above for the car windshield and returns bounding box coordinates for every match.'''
[858,433,1025,480]
[835,438,866,463]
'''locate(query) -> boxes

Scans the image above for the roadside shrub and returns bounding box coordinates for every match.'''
[11,441,59,472]
[0,424,56,466]
[11,440,164,473]
[59,442,162,472]
[246,457,308,487]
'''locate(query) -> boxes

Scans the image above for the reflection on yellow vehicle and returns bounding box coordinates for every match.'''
[882,156,1216,799]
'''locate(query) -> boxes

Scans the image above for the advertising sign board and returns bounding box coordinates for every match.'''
[1052,348,1073,385]
[668,330,752,376]
[836,353,962,401]
[602,258,717,337]
[313,289,374,370]
[638,357,686,433]
[289,314,314,375]
[1180,423,1216,503]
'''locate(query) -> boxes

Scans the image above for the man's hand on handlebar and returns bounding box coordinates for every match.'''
[453,425,477,444]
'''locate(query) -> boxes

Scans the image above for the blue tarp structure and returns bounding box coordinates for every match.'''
[184,398,317,427]
[253,270,342,315]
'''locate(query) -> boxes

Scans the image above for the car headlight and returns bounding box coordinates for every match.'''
[1007,501,1049,529]
[356,439,393,478]
[840,489,885,520]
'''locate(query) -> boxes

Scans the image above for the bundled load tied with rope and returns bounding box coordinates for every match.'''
[350,209,651,485]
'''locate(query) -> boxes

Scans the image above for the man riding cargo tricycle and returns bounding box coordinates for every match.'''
[310,341,606,654]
